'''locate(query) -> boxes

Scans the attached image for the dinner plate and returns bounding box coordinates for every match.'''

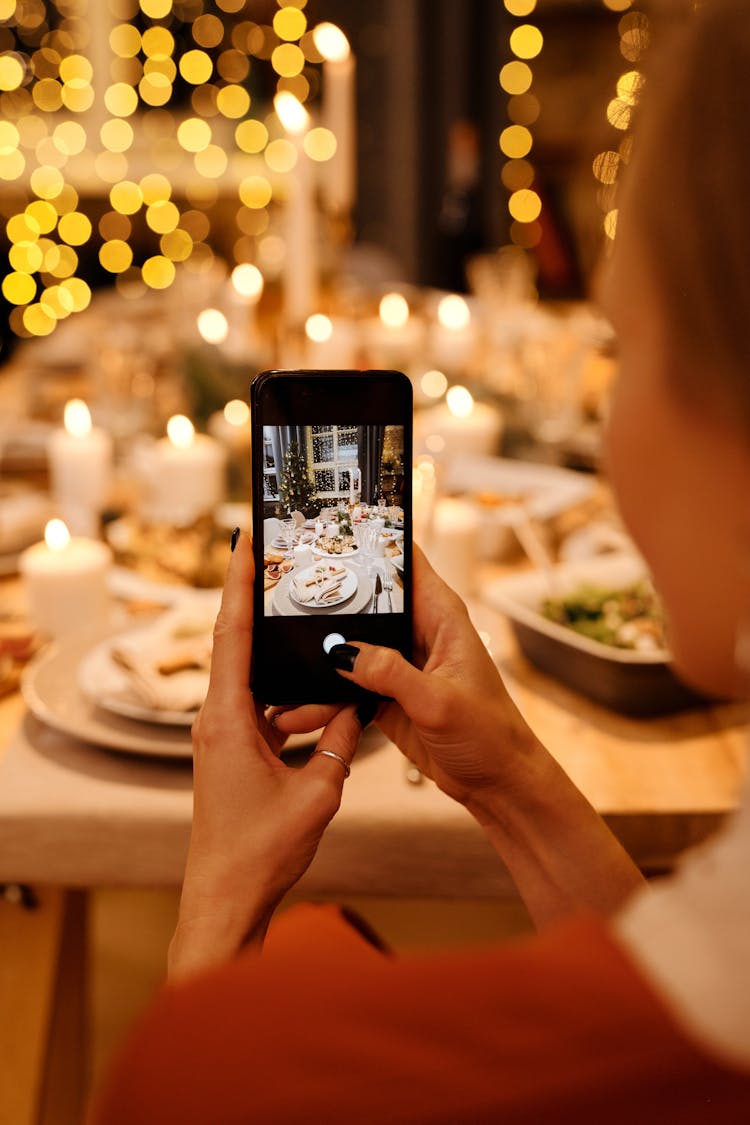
[273,572,374,616]
[22,628,195,757]
[22,626,321,758]
[78,639,204,726]
[289,564,358,609]
[312,537,359,559]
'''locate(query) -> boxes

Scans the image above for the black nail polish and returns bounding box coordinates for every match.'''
[355,698,378,728]
[327,643,359,672]
[230,527,240,552]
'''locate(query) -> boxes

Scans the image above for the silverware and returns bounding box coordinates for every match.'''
[371,574,382,613]
[382,561,393,613]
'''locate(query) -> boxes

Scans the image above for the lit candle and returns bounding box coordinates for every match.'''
[428,294,479,372]
[363,292,425,368]
[47,399,114,537]
[313,22,356,217]
[415,385,503,460]
[143,415,227,526]
[304,313,359,368]
[424,498,480,599]
[20,518,112,639]
[207,399,252,454]
[275,91,317,325]
[223,263,265,360]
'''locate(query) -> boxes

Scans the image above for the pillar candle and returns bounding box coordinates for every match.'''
[48,399,113,537]
[313,22,356,216]
[20,519,112,639]
[143,415,226,526]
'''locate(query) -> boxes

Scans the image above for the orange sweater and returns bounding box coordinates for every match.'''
[89,904,750,1124]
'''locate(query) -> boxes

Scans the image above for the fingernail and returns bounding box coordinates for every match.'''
[355,698,378,728]
[327,643,359,672]
[230,527,240,552]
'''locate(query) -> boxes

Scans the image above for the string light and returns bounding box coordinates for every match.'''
[0,0,335,339]
[595,0,649,244]
[500,0,543,250]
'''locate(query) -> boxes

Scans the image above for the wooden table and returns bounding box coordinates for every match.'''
[1,573,748,1125]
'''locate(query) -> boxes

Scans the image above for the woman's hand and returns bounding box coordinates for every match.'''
[276,545,540,808]
[168,533,362,978]
[277,546,644,926]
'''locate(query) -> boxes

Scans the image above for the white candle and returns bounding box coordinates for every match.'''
[48,399,113,537]
[207,399,252,454]
[428,294,479,372]
[424,498,479,599]
[313,22,356,217]
[415,387,503,460]
[223,264,265,360]
[276,92,317,326]
[143,415,227,526]
[20,519,112,639]
[304,313,360,368]
[363,292,425,368]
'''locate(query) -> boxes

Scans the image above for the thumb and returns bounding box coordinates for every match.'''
[328,642,444,728]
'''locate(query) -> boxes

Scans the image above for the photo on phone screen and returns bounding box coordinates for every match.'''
[251,370,412,705]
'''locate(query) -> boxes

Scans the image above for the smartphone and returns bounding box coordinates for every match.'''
[250,369,413,704]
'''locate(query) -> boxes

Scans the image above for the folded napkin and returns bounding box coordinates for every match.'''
[292,576,343,606]
[110,635,212,713]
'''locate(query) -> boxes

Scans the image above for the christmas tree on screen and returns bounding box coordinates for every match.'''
[278,441,317,516]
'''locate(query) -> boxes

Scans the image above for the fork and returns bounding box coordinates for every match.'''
[382,560,394,613]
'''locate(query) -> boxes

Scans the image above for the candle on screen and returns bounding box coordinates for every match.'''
[143,415,226,526]
[47,399,113,537]
[313,22,356,217]
[275,91,317,325]
[20,518,112,639]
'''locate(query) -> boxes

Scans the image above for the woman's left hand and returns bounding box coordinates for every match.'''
[168,533,362,978]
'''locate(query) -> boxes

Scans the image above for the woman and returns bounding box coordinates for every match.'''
[90,2,750,1120]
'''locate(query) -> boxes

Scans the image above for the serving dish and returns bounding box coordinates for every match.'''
[483,553,707,716]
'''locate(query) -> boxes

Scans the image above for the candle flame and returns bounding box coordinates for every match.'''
[197,308,229,344]
[313,22,351,62]
[45,518,71,552]
[167,414,195,449]
[379,292,409,329]
[231,263,264,301]
[437,294,471,331]
[224,399,250,427]
[305,313,333,342]
[446,385,474,418]
[274,91,309,135]
[63,398,92,437]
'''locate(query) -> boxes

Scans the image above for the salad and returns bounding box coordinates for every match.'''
[542,579,667,652]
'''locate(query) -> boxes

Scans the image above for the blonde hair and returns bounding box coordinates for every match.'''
[622,0,750,422]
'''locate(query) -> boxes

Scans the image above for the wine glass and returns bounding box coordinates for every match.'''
[280,517,296,560]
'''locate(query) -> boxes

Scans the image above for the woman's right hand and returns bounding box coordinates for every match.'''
[321,546,543,809]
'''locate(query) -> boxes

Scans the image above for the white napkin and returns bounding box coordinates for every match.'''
[292,576,343,605]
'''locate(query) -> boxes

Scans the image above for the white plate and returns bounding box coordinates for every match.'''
[273,572,374,616]
[289,564,358,609]
[78,599,220,725]
[22,626,321,759]
[22,628,195,757]
[312,537,359,558]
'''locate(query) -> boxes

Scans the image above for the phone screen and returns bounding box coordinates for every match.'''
[250,369,413,704]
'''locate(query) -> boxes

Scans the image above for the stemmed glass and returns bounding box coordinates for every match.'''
[359,525,378,577]
[280,517,296,560]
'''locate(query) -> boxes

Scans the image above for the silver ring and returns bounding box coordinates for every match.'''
[311,748,351,779]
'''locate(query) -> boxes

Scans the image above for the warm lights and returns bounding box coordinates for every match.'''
[500,1,544,250]
[197,308,229,345]
[305,313,333,343]
[166,414,195,449]
[45,518,71,553]
[0,0,347,341]
[379,292,410,329]
[63,398,92,438]
[421,369,448,399]
[446,386,475,419]
[438,294,471,331]
[231,263,264,300]
[224,399,250,427]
